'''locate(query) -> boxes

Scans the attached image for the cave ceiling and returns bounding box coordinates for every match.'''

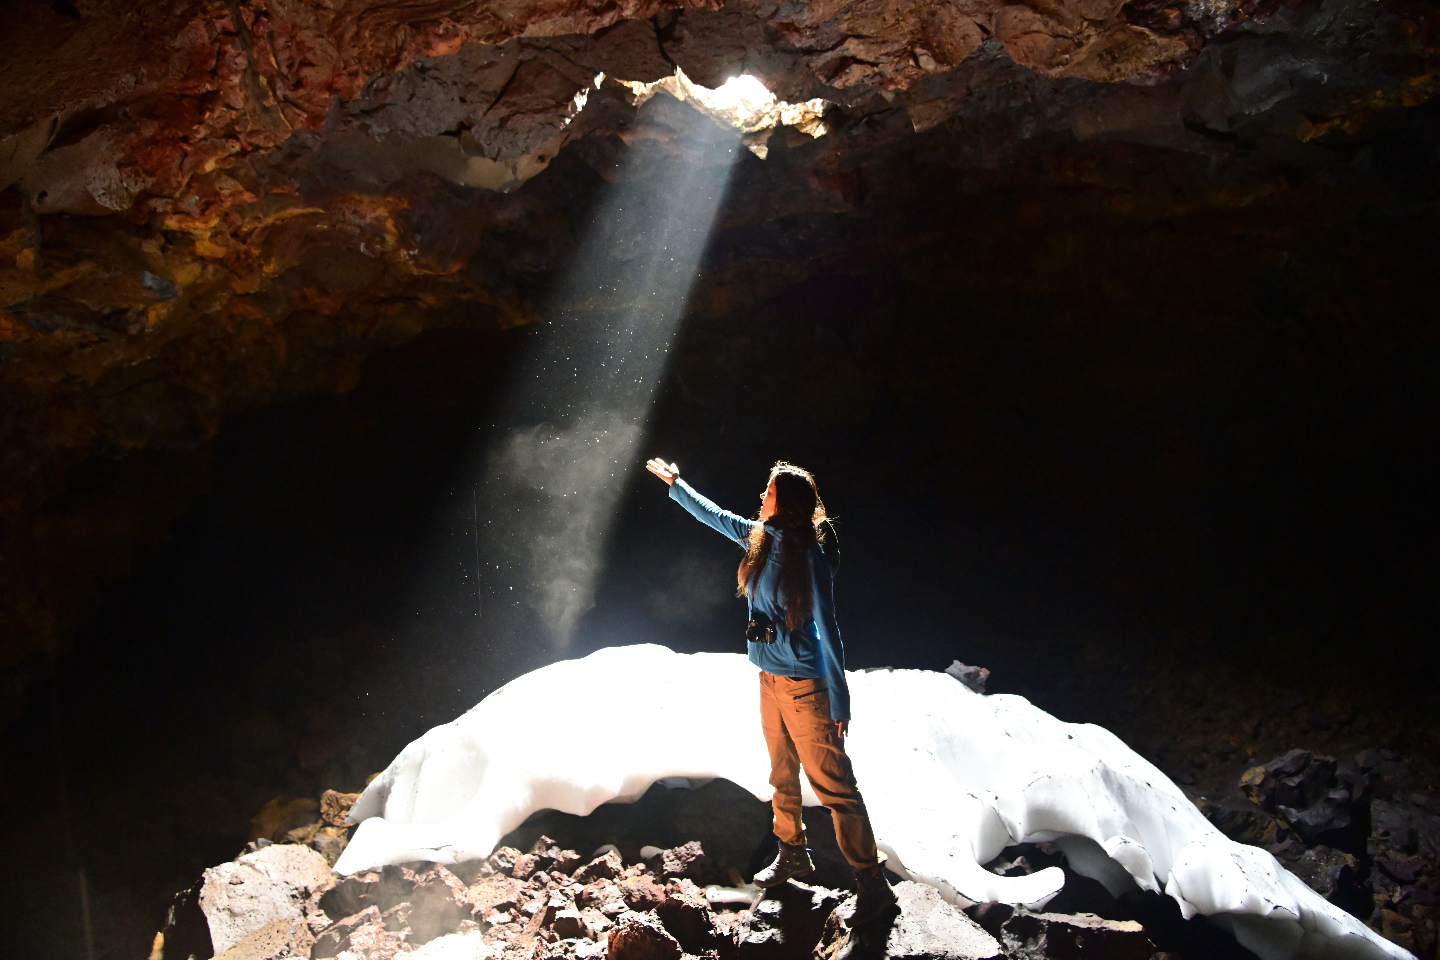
[0,0,1435,673]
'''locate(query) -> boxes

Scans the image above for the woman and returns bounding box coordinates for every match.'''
[644,457,897,926]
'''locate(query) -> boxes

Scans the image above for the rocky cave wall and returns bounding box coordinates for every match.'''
[0,3,1438,954]
[1,0,1437,705]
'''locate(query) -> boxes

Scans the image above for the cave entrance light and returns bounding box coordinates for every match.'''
[455,95,748,658]
[622,69,831,158]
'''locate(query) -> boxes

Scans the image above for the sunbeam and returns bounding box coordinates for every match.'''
[469,82,748,648]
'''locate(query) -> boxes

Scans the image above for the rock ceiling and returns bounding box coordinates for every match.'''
[0,0,1434,674]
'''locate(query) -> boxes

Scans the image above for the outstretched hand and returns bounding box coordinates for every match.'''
[645,458,679,486]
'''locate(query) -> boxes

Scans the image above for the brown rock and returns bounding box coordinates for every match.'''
[320,789,362,826]
[655,883,722,955]
[524,889,575,941]
[514,852,544,879]
[654,841,713,882]
[407,863,478,944]
[618,873,668,912]
[575,850,625,883]
[489,846,523,875]
[200,843,335,954]
[553,907,591,939]
[212,918,311,960]
[308,825,350,867]
[471,875,524,914]
[607,911,683,960]
[582,906,615,936]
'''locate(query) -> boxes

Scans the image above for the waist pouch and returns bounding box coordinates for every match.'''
[746,611,777,645]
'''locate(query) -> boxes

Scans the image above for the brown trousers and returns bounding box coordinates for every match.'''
[758,671,879,869]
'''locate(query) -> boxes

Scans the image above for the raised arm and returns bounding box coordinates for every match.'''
[646,458,754,545]
[669,478,755,545]
[811,545,850,724]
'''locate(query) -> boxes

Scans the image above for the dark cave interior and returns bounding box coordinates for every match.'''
[0,0,1437,957]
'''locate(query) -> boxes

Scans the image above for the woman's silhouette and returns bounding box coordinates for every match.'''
[645,458,897,925]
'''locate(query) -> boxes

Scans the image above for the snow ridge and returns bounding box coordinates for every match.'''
[336,644,1410,960]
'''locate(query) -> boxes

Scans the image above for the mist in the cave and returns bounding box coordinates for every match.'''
[463,104,745,648]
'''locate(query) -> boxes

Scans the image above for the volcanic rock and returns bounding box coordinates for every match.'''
[1280,790,1354,845]
[211,918,311,960]
[998,911,1153,960]
[655,879,724,954]
[575,850,625,883]
[945,661,990,695]
[734,881,846,960]
[818,880,1002,960]
[199,842,334,953]
[406,864,479,944]
[320,864,419,919]
[651,840,714,882]
[1284,846,1360,901]
[552,907,591,939]
[311,906,395,959]
[619,872,670,913]
[607,911,683,960]
[322,789,362,826]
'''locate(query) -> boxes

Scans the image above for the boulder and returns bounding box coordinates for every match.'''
[619,873,669,912]
[818,881,1002,960]
[1279,789,1354,844]
[999,911,1153,960]
[651,841,714,883]
[1191,791,1299,850]
[655,880,724,954]
[553,908,591,939]
[212,918,311,960]
[607,911,683,960]
[529,835,584,874]
[524,889,576,941]
[1283,846,1360,900]
[1240,750,1316,810]
[321,790,362,826]
[735,881,845,960]
[488,846,523,875]
[471,875,525,915]
[199,842,335,954]
[310,825,351,866]
[407,864,479,944]
[944,661,990,695]
[575,850,625,883]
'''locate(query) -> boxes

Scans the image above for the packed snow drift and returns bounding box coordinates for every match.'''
[337,644,1408,960]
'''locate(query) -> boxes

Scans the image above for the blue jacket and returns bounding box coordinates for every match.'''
[668,478,851,721]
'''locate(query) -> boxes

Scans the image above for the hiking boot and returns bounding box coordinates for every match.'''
[753,842,814,887]
[848,864,898,926]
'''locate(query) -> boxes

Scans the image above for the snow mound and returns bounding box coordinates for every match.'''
[336,644,1409,960]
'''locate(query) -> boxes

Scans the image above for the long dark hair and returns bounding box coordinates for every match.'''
[737,462,831,630]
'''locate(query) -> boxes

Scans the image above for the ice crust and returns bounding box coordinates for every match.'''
[337,645,1411,960]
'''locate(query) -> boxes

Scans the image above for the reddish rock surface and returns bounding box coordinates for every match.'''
[0,0,1434,685]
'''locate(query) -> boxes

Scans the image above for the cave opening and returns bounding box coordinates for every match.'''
[0,1,1437,958]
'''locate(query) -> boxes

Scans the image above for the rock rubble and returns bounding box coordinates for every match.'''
[153,740,1437,960]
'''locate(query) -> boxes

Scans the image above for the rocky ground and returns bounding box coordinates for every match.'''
[151,720,1440,960]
